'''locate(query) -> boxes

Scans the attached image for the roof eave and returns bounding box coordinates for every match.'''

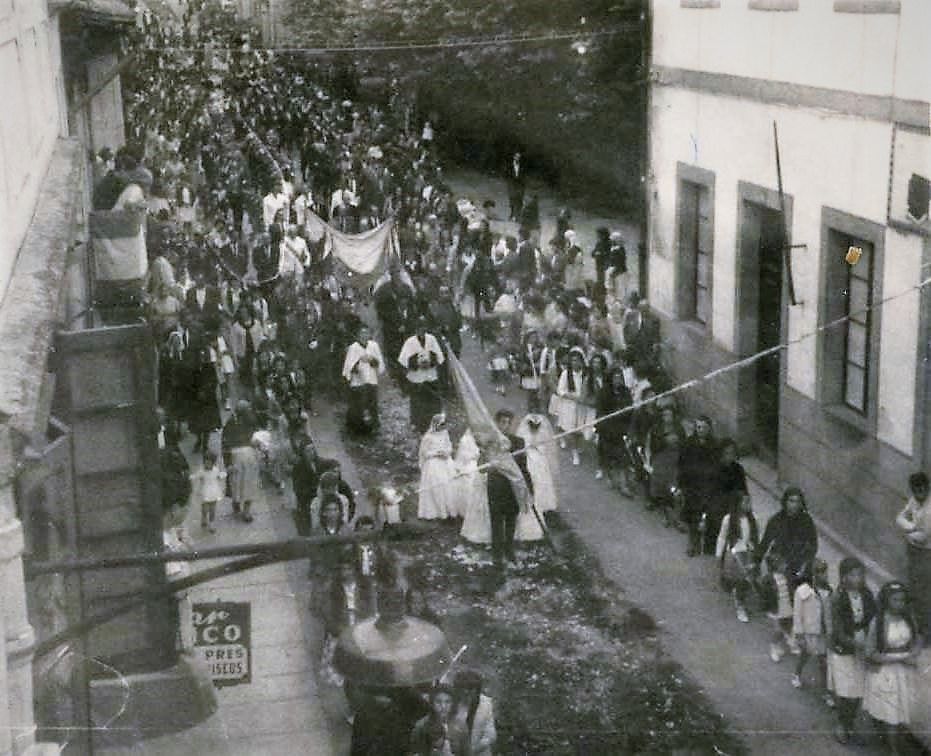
[49,0,136,27]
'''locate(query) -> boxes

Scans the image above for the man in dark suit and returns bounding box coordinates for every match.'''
[622,291,661,368]
[506,151,525,222]
[486,409,533,568]
[514,227,537,291]
[184,268,223,337]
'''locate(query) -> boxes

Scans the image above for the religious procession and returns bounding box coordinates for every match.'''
[10,0,928,754]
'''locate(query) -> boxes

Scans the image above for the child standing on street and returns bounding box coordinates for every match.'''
[715,492,759,623]
[763,550,795,662]
[193,451,226,534]
[828,557,876,744]
[792,559,833,698]
[555,348,588,466]
[487,333,512,396]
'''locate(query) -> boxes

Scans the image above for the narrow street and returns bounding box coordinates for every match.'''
[101,169,927,756]
[430,169,904,754]
[324,169,918,754]
[5,0,929,753]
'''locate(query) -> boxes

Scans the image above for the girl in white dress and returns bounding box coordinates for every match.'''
[516,413,559,515]
[514,413,557,544]
[456,429,492,545]
[827,557,875,744]
[863,582,922,749]
[417,414,456,520]
[555,348,588,466]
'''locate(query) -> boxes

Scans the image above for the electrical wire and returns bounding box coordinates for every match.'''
[133,26,639,55]
[404,273,931,499]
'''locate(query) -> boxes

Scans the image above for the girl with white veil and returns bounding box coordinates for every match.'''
[457,428,492,544]
[514,411,557,543]
[516,411,559,515]
[418,414,456,520]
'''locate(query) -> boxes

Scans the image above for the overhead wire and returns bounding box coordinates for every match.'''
[133,25,639,54]
[402,273,931,500]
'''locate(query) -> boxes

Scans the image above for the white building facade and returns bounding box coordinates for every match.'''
[647,0,930,571]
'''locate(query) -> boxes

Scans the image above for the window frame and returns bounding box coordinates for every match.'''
[818,208,885,433]
[840,238,874,414]
[675,163,716,330]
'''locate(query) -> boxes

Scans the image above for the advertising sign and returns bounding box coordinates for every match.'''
[192,601,251,687]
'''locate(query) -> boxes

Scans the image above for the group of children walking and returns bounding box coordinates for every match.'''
[714,492,924,749]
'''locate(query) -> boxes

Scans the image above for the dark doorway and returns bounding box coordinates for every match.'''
[754,207,785,456]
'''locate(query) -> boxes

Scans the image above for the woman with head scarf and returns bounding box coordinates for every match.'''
[895,471,931,639]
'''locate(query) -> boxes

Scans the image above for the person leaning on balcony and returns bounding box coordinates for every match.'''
[91,147,152,314]
[895,471,931,641]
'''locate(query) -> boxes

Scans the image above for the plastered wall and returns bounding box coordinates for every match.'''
[0,3,66,305]
[653,0,929,104]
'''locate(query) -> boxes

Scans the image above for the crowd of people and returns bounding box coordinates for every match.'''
[91,4,929,752]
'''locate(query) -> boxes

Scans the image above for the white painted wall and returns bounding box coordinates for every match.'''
[0,2,66,305]
[648,0,929,457]
[651,84,893,357]
[653,0,924,101]
[893,1,931,104]
[648,11,930,455]
[877,228,922,455]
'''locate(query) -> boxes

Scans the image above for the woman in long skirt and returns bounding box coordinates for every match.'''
[229,441,261,523]
[457,429,491,545]
[417,414,456,520]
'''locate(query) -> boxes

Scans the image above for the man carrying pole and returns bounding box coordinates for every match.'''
[444,345,554,569]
